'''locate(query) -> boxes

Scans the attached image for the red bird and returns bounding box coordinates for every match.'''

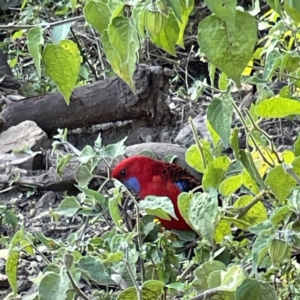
[112,156,201,231]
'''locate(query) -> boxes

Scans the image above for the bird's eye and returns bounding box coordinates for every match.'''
[120,169,126,176]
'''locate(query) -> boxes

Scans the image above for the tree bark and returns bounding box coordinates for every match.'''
[0,65,171,134]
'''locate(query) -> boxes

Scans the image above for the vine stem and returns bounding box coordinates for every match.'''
[120,185,145,283]
[125,246,142,300]
[235,190,267,219]
[230,97,275,168]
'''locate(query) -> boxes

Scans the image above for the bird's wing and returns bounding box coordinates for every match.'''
[161,163,201,192]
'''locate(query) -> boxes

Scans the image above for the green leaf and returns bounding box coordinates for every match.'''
[263,49,281,80]
[202,156,231,191]
[9,230,24,251]
[108,0,124,15]
[84,0,111,35]
[56,196,80,217]
[176,0,194,48]
[102,30,136,91]
[141,280,164,300]
[167,0,182,22]
[178,192,193,227]
[6,250,19,295]
[56,153,72,177]
[165,282,185,291]
[193,260,226,292]
[239,150,266,189]
[284,0,300,22]
[294,134,300,156]
[265,165,297,203]
[206,119,221,148]
[39,271,69,300]
[43,40,81,105]
[252,231,271,271]
[108,17,135,65]
[206,0,237,28]
[207,269,222,289]
[256,97,300,118]
[33,231,62,249]
[234,195,267,226]
[78,256,116,285]
[151,13,180,56]
[106,17,139,91]
[4,211,18,230]
[103,137,127,158]
[189,190,219,245]
[270,205,292,226]
[102,251,124,263]
[51,23,72,44]
[220,265,246,292]
[78,145,95,164]
[185,140,214,173]
[249,220,273,236]
[117,287,137,300]
[241,169,260,194]
[75,164,93,187]
[207,96,233,147]
[109,190,123,227]
[27,27,44,77]
[198,11,257,86]
[76,186,106,206]
[139,196,178,221]
[214,218,232,244]
[230,128,240,160]
[222,216,251,230]
[219,174,242,196]
[132,3,146,40]
[236,278,277,300]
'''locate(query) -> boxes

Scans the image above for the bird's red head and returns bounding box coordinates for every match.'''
[112,156,156,195]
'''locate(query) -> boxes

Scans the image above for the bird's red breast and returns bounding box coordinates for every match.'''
[112,156,201,231]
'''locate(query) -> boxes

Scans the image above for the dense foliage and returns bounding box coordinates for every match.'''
[2,0,300,299]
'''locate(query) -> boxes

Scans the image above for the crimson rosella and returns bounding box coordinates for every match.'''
[112,155,201,231]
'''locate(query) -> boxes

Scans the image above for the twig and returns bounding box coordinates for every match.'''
[0,16,85,31]
[189,287,220,300]
[235,191,267,219]
[65,268,90,300]
[125,246,141,300]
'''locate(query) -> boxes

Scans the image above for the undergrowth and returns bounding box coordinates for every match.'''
[1,0,300,299]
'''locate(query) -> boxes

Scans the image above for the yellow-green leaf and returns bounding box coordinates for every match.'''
[234,195,267,226]
[241,169,260,194]
[265,165,297,203]
[255,97,300,118]
[203,156,231,191]
[6,250,19,294]
[185,140,213,173]
[151,13,180,56]
[219,175,242,196]
[43,40,81,105]
[214,219,232,244]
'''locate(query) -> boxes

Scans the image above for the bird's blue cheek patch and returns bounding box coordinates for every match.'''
[124,177,141,193]
[175,180,188,192]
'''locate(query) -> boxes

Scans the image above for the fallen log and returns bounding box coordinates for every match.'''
[0,143,201,191]
[0,66,171,134]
